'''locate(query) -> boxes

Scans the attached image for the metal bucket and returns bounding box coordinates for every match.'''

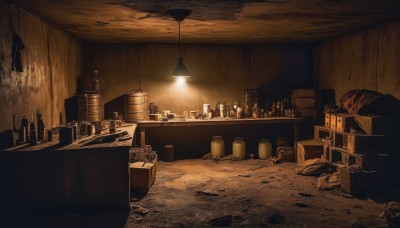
[125,91,148,122]
[78,93,101,123]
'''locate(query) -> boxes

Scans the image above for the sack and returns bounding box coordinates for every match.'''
[295,158,333,176]
[317,172,341,190]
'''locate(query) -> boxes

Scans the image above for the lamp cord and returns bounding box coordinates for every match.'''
[178,20,181,58]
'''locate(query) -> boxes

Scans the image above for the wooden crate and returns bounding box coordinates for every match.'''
[298,108,317,118]
[130,158,157,190]
[355,115,386,135]
[314,126,333,144]
[329,147,388,171]
[297,139,324,164]
[336,114,359,133]
[340,167,385,196]
[347,134,385,155]
[292,89,317,98]
[292,97,317,108]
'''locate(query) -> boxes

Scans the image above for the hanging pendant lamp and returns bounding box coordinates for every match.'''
[167,9,191,78]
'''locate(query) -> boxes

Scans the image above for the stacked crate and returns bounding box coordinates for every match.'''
[314,114,388,196]
[291,89,320,118]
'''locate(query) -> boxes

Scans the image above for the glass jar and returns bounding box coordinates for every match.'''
[232,137,245,159]
[211,136,225,159]
[258,138,272,159]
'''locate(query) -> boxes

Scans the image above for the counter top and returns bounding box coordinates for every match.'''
[5,124,136,151]
[137,117,302,127]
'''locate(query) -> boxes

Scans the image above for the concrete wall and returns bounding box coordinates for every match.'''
[81,44,313,118]
[0,2,81,133]
[314,20,400,104]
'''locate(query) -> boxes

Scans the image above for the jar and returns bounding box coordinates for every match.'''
[258,138,272,159]
[211,136,225,159]
[232,137,245,159]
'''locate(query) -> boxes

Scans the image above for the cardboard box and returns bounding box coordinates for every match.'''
[130,156,157,190]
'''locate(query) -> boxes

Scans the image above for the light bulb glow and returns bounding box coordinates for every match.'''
[176,76,185,86]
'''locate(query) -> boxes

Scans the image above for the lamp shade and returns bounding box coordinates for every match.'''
[172,57,190,77]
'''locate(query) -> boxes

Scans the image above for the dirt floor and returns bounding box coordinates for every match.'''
[126,159,399,228]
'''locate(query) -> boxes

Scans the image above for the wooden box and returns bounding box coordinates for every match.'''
[297,139,324,164]
[355,116,386,135]
[298,108,317,118]
[292,89,317,98]
[324,113,331,127]
[130,158,157,190]
[330,114,337,130]
[292,97,317,108]
[347,134,385,155]
[340,167,385,196]
[314,126,332,144]
[336,114,359,133]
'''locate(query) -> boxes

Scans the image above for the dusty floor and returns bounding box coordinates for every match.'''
[9,159,398,228]
[126,159,397,228]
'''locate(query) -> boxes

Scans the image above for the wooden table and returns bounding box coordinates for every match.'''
[136,117,302,149]
[0,124,136,219]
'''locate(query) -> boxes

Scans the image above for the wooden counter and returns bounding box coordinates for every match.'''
[0,124,136,220]
[136,117,302,157]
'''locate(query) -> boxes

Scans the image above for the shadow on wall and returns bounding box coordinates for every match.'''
[0,130,14,150]
[105,94,125,120]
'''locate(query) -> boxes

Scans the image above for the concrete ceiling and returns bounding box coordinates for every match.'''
[8,0,400,44]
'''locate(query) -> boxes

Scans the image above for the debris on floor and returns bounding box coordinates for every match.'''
[196,189,219,196]
[379,201,400,227]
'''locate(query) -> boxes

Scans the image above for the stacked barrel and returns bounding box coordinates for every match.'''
[125,90,148,122]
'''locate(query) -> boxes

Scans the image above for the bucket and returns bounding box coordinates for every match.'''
[78,93,101,123]
[163,145,174,162]
[125,91,148,122]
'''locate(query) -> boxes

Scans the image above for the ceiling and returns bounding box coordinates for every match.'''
[8,0,400,44]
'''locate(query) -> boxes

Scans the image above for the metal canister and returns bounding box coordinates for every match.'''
[59,126,73,145]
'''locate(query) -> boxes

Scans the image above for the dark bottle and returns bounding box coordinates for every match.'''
[92,70,100,93]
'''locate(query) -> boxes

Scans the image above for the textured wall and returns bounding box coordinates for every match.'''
[81,44,313,118]
[314,20,400,104]
[0,3,81,133]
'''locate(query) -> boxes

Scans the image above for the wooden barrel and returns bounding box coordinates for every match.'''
[78,93,101,123]
[125,91,148,122]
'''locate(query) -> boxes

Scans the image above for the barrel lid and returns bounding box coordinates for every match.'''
[234,137,244,141]
[212,136,223,139]
[164,145,174,148]
[260,138,270,141]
